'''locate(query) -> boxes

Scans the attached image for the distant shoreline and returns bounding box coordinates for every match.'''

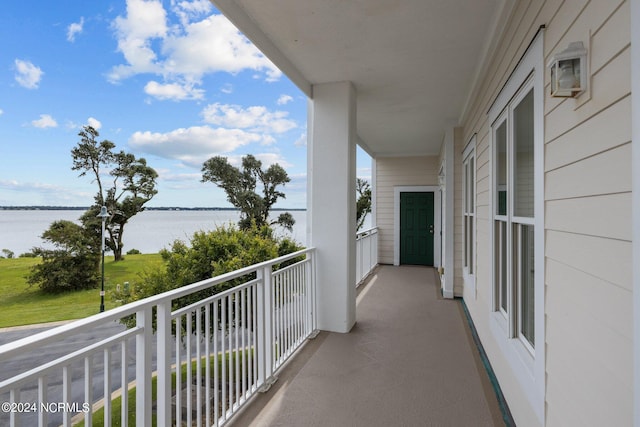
[0,206,306,211]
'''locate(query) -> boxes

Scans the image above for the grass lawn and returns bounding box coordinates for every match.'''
[0,254,163,328]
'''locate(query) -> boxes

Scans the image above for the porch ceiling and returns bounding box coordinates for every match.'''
[213,0,505,157]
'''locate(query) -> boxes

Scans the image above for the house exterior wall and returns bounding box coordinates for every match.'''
[375,156,439,265]
[460,1,632,426]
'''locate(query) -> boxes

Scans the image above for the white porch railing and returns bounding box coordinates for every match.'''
[356,227,378,286]
[0,248,316,427]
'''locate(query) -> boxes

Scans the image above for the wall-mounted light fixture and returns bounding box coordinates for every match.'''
[548,41,587,98]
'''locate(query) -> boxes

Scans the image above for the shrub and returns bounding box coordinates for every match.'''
[27,220,100,293]
[113,224,303,329]
[126,248,141,255]
[19,251,37,258]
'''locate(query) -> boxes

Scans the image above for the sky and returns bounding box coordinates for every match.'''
[0,0,371,209]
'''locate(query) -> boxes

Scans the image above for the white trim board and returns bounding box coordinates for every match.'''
[631,1,640,425]
[462,135,477,300]
[393,186,441,269]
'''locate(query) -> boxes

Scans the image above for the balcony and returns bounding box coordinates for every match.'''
[0,229,504,426]
[230,265,506,426]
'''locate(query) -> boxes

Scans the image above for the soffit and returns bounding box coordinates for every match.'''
[215,0,503,156]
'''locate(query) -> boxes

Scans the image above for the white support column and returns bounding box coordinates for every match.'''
[371,157,377,228]
[442,127,455,299]
[631,1,639,425]
[307,81,357,333]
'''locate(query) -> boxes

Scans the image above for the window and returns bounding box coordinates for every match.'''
[492,79,536,349]
[463,137,476,288]
[488,28,544,422]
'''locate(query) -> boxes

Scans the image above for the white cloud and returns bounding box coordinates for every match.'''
[87,117,102,129]
[0,109,3,115]
[144,80,204,101]
[172,0,213,26]
[67,17,85,42]
[108,2,281,94]
[0,179,91,200]
[108,0,168,82]
[31,114,58,128]
[156,169,201,182]
[201,103,296,134]
[129,125,264,166]
[293,132,307,147]
[161,15,280,80]
[254,152,292,168]
[220,83,233,94]
[277,94,293,105]
[14,59,44,89]
[357,168,372,181]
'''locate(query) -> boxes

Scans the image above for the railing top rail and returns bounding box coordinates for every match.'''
[0,247,315,361]
[356,226,378,239]
[0,327,140,391]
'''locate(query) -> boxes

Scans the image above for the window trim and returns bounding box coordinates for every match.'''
[462,136,476,299]
[488,29,545,423]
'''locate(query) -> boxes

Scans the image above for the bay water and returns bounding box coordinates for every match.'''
[0,209,308,256]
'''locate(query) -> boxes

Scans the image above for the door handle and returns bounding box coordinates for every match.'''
[429,224,434,234]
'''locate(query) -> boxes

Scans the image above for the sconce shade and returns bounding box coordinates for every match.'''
[97,205,109,218]
[548,41,587,97]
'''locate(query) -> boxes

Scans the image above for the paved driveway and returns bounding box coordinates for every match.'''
[0,321,132,426]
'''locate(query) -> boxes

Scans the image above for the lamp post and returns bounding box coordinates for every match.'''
[97,206,109,312]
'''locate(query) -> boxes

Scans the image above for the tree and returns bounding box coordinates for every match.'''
[72,126,158,261]
[201,154,295,231]
[356,178,372,231]
[28,220,100,293]
[1,249,14,259]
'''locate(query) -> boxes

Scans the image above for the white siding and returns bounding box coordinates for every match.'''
[460,1,632,426]
[375,156,439,265]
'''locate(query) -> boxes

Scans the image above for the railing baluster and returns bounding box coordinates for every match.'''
[196,307,202,427]
[84,355,93,427]
[235,289,240,406]
[62,365,71,427]
[298,264,303,343]
[175,316,182,426]
[242,287,247,399]
[251,283,258,389]
[221,297,227,419]
[287,269,292,357]
[9,388,17,427]
[135,308,152,427]
[186,312,193,427]
[312,252,318,331]
[38,376,47,427]
[205,303,211,427]
[103,348,111,427]
[273,273,279,368]
[120,339,128,427]
[227,294,234,410]
[157,300,172,427]
[213,300,219,427]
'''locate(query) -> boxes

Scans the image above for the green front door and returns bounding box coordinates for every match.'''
[400,192,434,266]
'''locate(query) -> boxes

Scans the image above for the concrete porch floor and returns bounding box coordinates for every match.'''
[230,265,506,427]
